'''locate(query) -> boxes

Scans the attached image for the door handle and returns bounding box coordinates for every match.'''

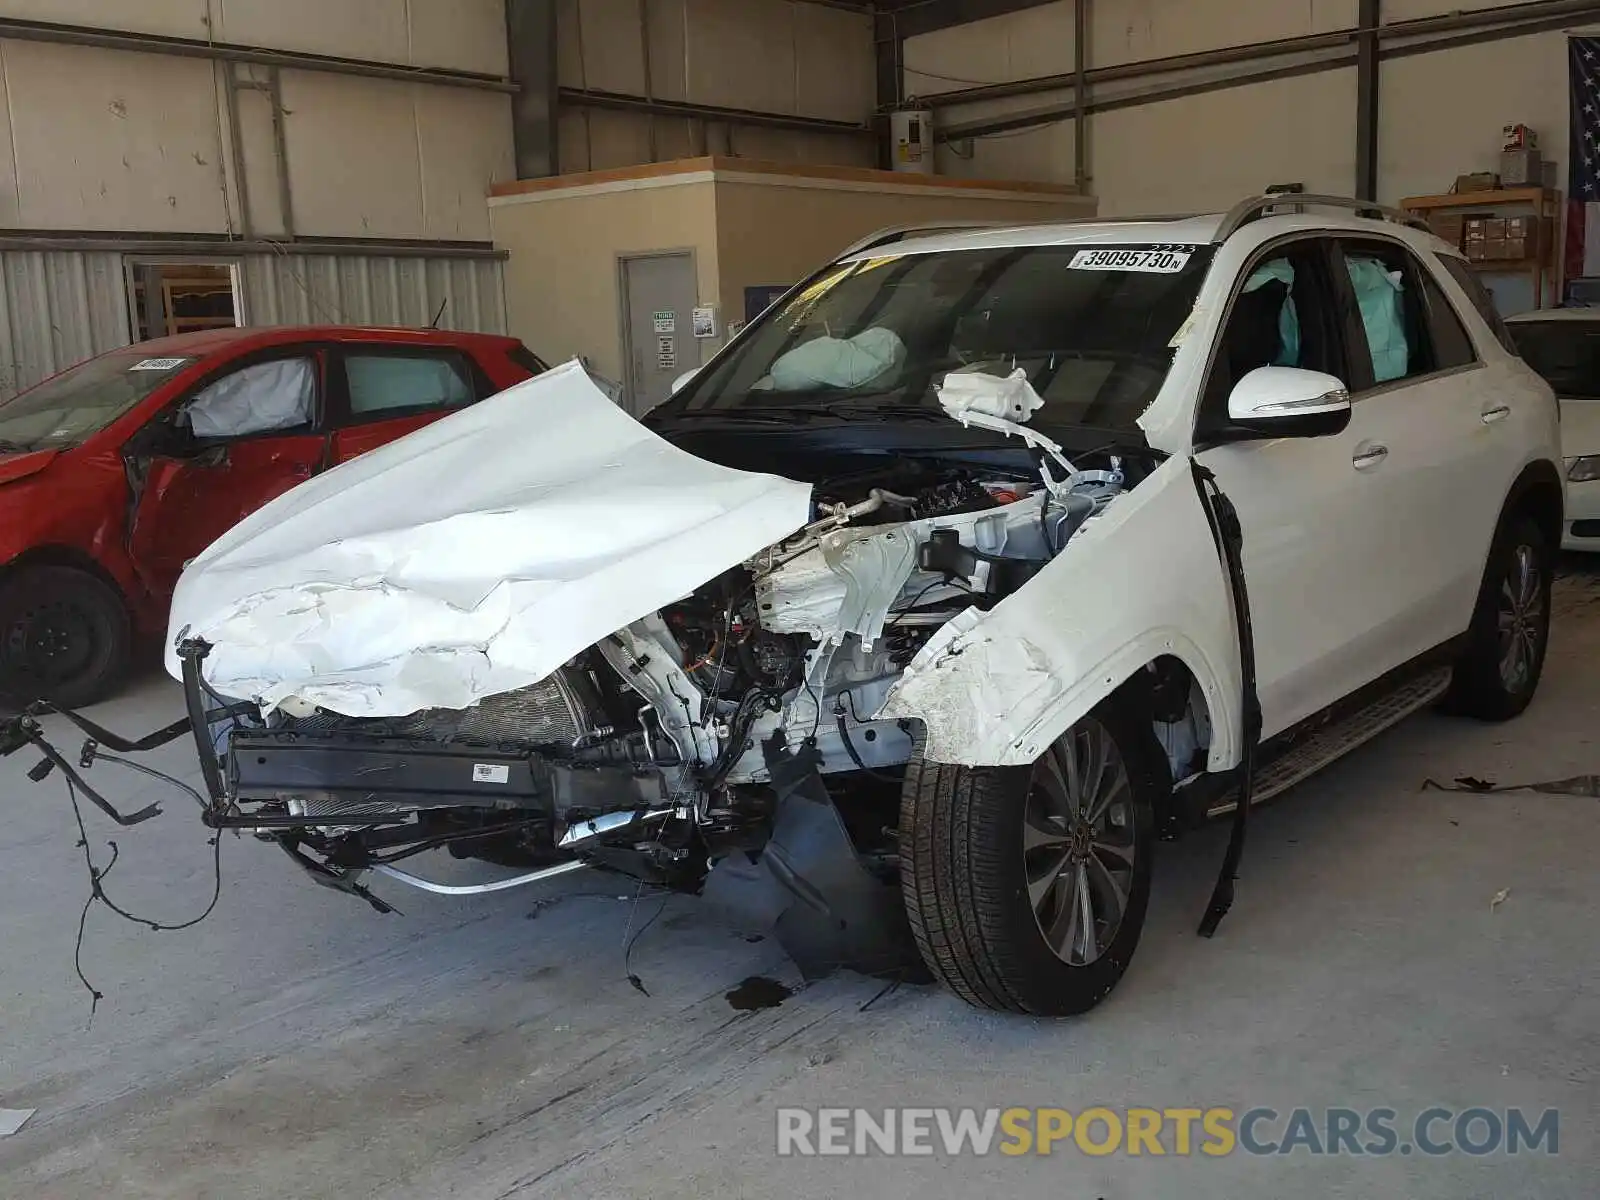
[1482,404,1512,424]
[1352,444,1389,470]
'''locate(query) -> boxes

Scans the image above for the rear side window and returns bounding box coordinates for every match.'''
[508,344,549,375]
[341,352,474,420]
[1435,254,1517,353]
[1417,267,1478,370]
[1335,239,1474,387]
[1508,321,1600,399]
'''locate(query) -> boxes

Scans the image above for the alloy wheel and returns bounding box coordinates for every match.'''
[1496,542,1545,694]
[1022,718,1138,966]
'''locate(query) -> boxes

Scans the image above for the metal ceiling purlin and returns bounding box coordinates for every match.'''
[883,0,1064,40]
[0,15,516,91]
[928,0,1600,112]
[938,0,1600,140]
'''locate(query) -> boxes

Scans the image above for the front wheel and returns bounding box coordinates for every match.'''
[0,566,131,708]
[1445,513,1551,722]
[899,695,1165,1016]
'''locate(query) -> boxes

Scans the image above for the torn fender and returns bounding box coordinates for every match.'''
[880,453,1243,771]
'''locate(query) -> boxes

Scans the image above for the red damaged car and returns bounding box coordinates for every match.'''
[0,325,546,706]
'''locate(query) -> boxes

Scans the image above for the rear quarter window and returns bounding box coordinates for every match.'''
[1435,254,1517,354]
[507,345,549,375]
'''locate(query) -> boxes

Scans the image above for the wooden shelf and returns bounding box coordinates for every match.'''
[1399,187,1556,211]
[1401,187,1563,309]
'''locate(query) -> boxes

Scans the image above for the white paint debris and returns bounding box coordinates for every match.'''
[0,1108,35,1137]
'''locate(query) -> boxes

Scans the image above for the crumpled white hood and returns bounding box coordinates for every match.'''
[165,359,814,716]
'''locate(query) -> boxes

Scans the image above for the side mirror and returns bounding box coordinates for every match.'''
[670,368,699,396]
[1225,366,1352,438]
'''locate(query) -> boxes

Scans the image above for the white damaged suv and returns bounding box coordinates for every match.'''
[157,195,1561,1016]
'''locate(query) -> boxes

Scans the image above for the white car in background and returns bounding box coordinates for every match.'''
[1507,309,1600,551]
[38,194,1558,1019]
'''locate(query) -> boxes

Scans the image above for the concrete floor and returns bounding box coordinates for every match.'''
[2,578,1598,1199]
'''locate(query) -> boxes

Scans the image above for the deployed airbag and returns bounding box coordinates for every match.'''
[1242,260,1301,367]
[164,359,815,717]
[1345,256,1409,382]
[185,357,314,438]
[764,328,906,391]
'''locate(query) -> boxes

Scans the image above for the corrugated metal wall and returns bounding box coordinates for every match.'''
[238,254,508,336]
[0,248,508,398]
[0,250,132,398]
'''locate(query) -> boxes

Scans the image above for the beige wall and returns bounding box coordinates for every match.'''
[0,1,513,238]
[491,164,1093,390]
[556,0,876,172]
[710,178,1093,327]
[1095,69,1359,214]
[904,0,1588,215]
[490,179,722,383]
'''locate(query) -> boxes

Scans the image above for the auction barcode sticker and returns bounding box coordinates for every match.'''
[128,357,190,371]
[472,763,510,784]
[1068,248,1192,273]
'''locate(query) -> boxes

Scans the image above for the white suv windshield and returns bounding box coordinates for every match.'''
[663,243,1214,433]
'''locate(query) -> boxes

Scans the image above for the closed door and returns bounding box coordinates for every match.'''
[127,350,327,599]
[619,252,702,415]
[1193,236,1404,736]
[1331,237,1512,659]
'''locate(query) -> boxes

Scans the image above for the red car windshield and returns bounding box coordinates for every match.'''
[0,351,194,451]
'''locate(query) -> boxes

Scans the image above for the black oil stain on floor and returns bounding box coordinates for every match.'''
[725,976,792,1011]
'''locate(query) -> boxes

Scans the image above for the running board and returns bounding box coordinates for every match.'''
[1206,666,1452,818]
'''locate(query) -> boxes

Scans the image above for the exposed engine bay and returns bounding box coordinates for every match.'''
[206,443,1159,968]
[97,359,1225,977]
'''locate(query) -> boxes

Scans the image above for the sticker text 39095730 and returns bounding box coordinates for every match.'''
[1068,248,1193,274]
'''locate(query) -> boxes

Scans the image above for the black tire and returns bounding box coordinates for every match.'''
[0,566,131,708]
[899,693,1166,1016]
[1444,512,1552,722]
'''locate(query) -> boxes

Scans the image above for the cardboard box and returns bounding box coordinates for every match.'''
[1429,213,1466,247]
[1504,215,1538,261]
[1501,149,1543,187]
[1455,172,1501,193]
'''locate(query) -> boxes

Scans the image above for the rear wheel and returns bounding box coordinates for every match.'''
[1445,513,1551,721]
[899,694,1164,1015]
[0,566,131,708]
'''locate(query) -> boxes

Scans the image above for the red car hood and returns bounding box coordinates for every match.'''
[0,448,58,486]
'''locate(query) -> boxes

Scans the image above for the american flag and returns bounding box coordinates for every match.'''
[1567,36,1600,282]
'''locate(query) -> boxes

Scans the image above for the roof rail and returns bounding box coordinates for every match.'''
[838,220,1009,259]
[1216,193,1432,242]
[839,211,1137,259]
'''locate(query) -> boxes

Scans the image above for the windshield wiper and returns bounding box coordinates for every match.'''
[0,438,35,454]
[648,408,811,426]
[817,401,949,423]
